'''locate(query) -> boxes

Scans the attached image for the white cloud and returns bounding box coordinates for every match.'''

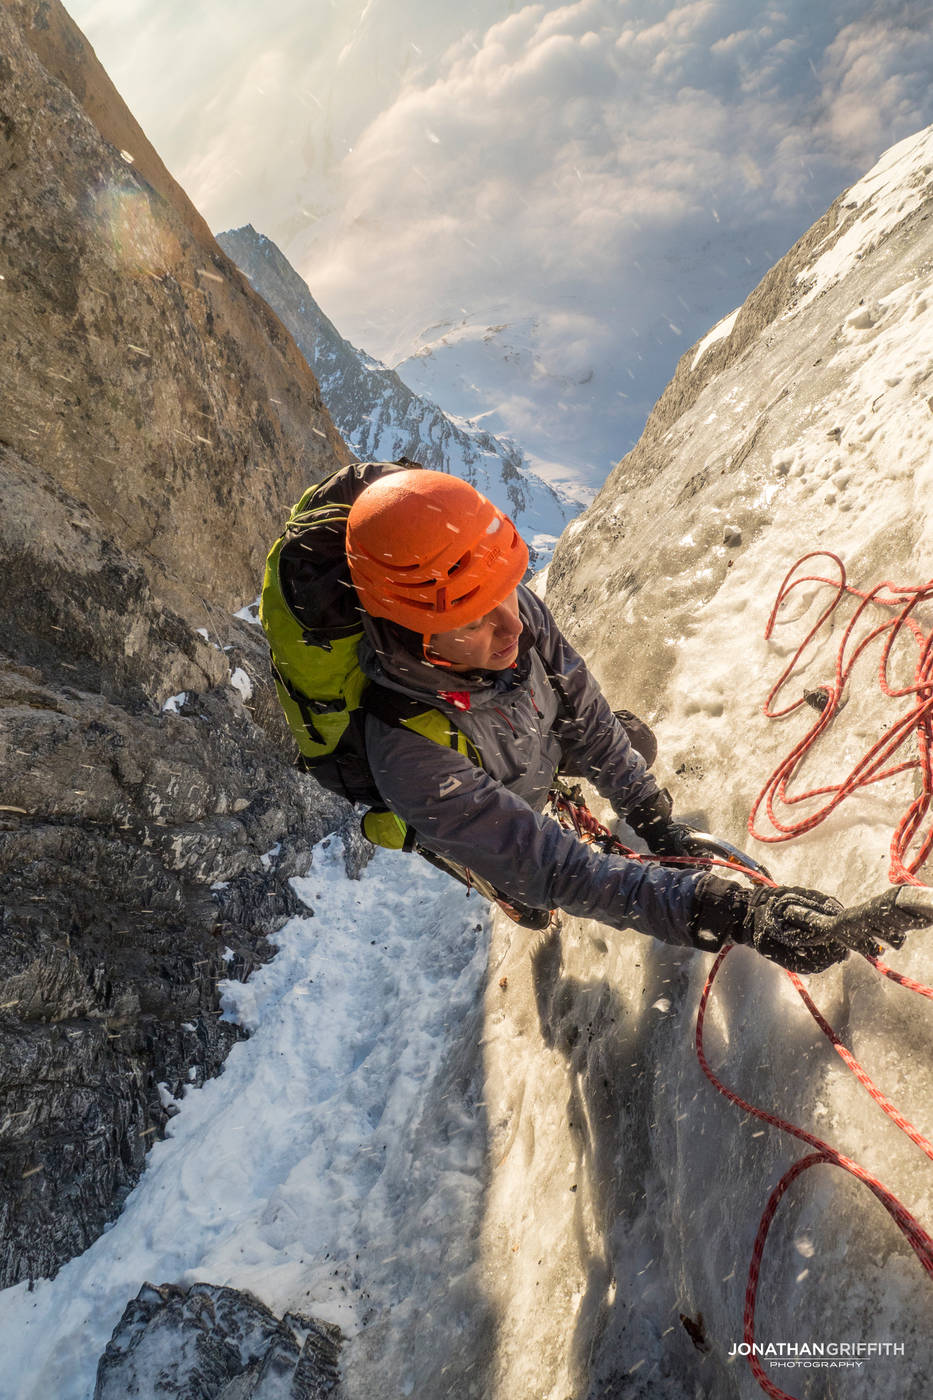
[67,0,933,479]
[293,2,799,343]
[819,11,933,158]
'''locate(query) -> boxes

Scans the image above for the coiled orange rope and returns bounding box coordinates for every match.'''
[748,551,933,886]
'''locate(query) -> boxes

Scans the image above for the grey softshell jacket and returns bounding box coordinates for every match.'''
[361,585,704,946]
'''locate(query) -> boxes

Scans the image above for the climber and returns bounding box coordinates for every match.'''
[342,467,903,973]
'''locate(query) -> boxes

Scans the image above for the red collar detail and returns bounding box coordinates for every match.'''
[439,689,472,711]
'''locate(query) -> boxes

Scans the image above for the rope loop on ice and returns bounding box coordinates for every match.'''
[697,948,933,1400]
[750,552,933,886]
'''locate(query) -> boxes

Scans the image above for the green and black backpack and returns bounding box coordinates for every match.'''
[259,460,481,849]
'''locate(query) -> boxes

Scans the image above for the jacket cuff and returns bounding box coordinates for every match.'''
[617,786,673,831]
[687,874,751,950]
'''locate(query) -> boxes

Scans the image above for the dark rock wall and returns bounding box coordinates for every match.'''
[1,0,350,621]
[93,1281,341,1399]
[0,0,353,1286]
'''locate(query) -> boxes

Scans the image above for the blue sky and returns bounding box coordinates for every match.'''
[67,0,933,478]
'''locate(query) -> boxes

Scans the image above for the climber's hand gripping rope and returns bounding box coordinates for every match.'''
[693,875,933,970]
[691,878,848,972]
[624,789,933,964]
[555,779,933,970]
[679,839,933,960]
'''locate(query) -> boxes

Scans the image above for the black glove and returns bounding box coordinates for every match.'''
[622,788,697,859]
[613,709,658,768]
[690,874,849,973]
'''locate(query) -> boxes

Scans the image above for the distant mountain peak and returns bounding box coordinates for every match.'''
[217,225,578,561]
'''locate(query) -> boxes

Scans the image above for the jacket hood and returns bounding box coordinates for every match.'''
[359,588,536,709]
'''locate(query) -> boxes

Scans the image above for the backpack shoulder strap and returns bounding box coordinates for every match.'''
[276,461,417,636]
[357,683,483,852]
[363,683,483,768]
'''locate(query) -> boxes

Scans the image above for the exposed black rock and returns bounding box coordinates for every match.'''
[0,0,357,1287]
[0,625,356,1287]
[93,1281,341,1400]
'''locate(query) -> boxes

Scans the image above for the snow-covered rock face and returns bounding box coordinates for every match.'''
[0,841,492,1400]
[547,123,933,823]
[217,226,580,562]
[393,304,671,497]
[501,124,933,1397]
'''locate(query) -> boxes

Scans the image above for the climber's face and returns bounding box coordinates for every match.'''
[426,589,523,671]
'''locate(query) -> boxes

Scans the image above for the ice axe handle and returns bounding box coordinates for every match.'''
[825,886,933,956]
[681,831,774,882]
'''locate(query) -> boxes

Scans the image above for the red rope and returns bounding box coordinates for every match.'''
[548,789,757,879]
[732,555,933,1393]
[697,949,933,1399]
[748,552,933,886]
[548,785,933,1397]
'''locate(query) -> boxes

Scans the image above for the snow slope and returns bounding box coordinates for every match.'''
[2,128,932,1400]
[394,292,719,495]
[0,838,491,1399]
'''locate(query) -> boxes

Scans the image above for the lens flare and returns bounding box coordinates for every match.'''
[92,183,181,278]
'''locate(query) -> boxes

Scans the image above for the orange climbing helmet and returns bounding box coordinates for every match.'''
[346,468,529,634]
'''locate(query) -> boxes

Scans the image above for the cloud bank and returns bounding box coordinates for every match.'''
[70,0,933,477]
[299,1,933,343]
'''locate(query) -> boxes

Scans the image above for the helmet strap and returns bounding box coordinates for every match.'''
[423,639,457,670]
